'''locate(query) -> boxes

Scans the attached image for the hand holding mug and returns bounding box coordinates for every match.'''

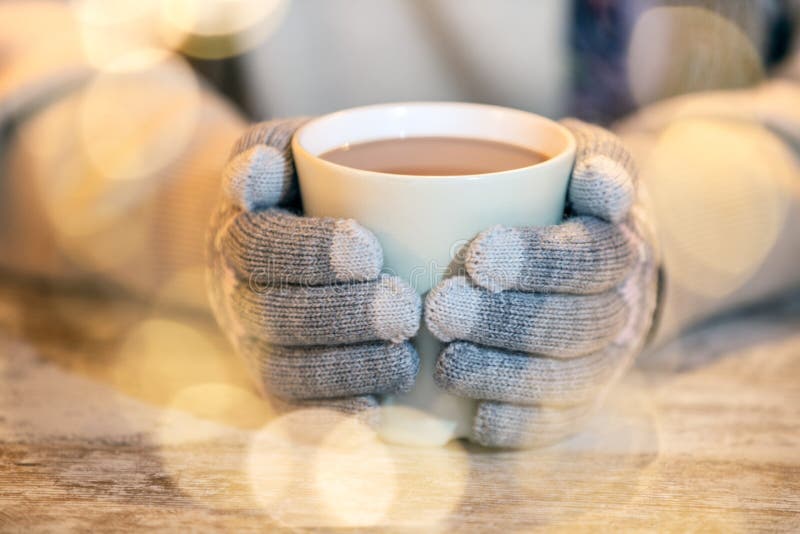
[206,107,659,449]
[206,119,421,418]
[425,119,660,448]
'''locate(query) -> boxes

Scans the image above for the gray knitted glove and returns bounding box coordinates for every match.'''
[207,119,421,416]
[425,120,660,448]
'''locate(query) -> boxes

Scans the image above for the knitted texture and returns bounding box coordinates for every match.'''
[222,208,382,285]
[435,341,624,406]
[271,395,380,415]
[223,117,310,210]
[465,216,636,294]
[426,276,628,358]
[207,119,422,418]
[560,118,637,223]
[232,273,420,345]
[473,402,593,449]
[425,119,660,448]
[242,339,419,400]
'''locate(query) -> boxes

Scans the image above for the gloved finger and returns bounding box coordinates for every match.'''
[560,119,637,223]
[472,401,593,448]
[465,216,636,294]
[271,395,379,415]
[233,274,421,346]
[435,341,625,406]
[425,276,627,358]
[269,395,381,429]
[223,117,310,211]
[221,208,382,285]
[241,339,419,400]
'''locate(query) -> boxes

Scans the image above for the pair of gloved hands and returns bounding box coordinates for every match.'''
[207,117,659,448]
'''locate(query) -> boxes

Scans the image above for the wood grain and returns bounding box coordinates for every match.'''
[0,279,799,532]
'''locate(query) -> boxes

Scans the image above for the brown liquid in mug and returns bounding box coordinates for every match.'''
[320,136,549,176]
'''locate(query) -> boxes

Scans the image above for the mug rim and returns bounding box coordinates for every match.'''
[291,101,577,182]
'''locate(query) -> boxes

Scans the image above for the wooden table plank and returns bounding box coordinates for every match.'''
[0,280,799,531]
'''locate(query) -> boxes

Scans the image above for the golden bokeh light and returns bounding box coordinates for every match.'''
[12,83,149,274]
[244,408,470,529]
[247,408,357,528]
[507,373,660,528]
[70,0,290,64]
[79,51,200,184]
[71,0,169,71]
[628,6,764,108]
[71,0,155,26]
[20,49,201,276]
[112,318,241,405]
[138,320,273,513]
[154,383,266,511]
[159,0,291,59]
[159,0,287,37]
[382,441,469,528]
[162,382,271,432]
[156,387,251,448]
[644,117,793,299]
[314,416,397,527]
[28,49,202,281]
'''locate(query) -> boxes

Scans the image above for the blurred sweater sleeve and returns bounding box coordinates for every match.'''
[616,76,800,345]
[0,1,247,309]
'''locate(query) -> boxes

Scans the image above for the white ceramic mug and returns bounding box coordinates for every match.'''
[293,102,576,446]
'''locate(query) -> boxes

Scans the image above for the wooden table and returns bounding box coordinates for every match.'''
[1,278,799,532]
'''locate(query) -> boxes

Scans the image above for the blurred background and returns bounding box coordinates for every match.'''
[0,0,798,412]
[1,1,800,530]
[235,0,797,122]
[153,0,796,122]
[6,0,794,121]
[0,0,798,432]
[2,0,797,294]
